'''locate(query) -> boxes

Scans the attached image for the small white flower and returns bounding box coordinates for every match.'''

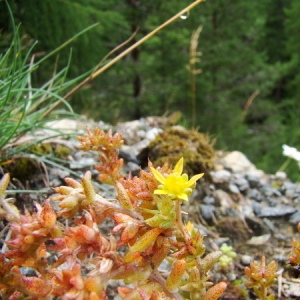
[282,144,300,162]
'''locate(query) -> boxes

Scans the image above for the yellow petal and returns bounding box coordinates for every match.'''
[186,173,204,187]
[186,221,194,232]
[154,190,169,195]
[173,157,184,174]
[150,167,166,185]
[177,193,189,201]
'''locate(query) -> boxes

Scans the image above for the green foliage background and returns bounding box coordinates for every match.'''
[1,0,299,179]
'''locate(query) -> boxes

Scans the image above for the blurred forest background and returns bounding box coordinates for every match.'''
[0,0,299,179]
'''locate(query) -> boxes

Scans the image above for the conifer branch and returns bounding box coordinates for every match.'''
[43,0,205,117]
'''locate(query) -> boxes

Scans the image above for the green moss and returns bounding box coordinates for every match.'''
[53,144,72,159]
[29,143,53,155]
[3,143,71,184]
[4,156,41,183]
[28,143,71,159]
[146,126,216,176]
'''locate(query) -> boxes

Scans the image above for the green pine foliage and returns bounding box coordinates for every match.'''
[285,0,300,98]
[1,0,300,179]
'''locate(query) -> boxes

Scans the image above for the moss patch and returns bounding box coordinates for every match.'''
[140,126,216,177]
[28,142,71,159]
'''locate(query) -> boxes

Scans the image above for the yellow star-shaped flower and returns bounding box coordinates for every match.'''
[150,157,204,201]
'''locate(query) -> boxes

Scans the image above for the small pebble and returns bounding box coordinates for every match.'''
[241,255,252,265]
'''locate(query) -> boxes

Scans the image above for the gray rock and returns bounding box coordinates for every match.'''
[261,186,282,197]
[220,151,264,177]
[203,195,215,205]
[242,205,255,218]
[232,175,250,192]
[257,206,297,218]
[252,203,262,215]
[122,162,140,176]
[274,171,287,180]
[126,139,150,157]
[209,184,216,191]
[263,218,276,233]
[20,267,37,276]
[227,273,237,281]
[115,120,144,145]
[228,183,240,194]
[241,255,252,265]
[145,127,163,140]
[200,204,216,221]
[213,190,235,209]
[246,234,271,245]
[266,197,277,207]
[248,188,263,202]
[289,211,300,225]
[119,147,140,164]
[272,189,282,197]
[281,181,297,193]
[210,170,231,183]
[245,174,262,188]
[70,157,97,169]
[245,216,270,235]
[49,168,70,180]
[292,193,300,200]
[281,181,300,199]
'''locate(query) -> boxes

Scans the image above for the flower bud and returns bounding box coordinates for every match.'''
[64,177,82,188]
[0,173,10,196]
[116,182,134,210]
[202,282,227,300]
[70,225,96,243]
[166,259,186,292]
[124,228,163,263]
[24,234,34,244]
[82,171,95,204]
[129,228,163,253]
[39,201,56,228]
[59,195,79,209]
[50,224,63,238]
[201,251,223,273]
[53,186,73,195]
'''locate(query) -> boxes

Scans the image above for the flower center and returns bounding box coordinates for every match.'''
[164,173,187,195]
